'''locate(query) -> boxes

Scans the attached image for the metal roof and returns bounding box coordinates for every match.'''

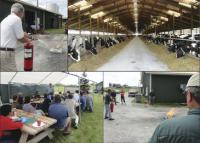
[68,0,200,34]
[144,72,196,76]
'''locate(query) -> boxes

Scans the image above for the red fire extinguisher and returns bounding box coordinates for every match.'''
[110,101,114,112]
[24,43,33,71]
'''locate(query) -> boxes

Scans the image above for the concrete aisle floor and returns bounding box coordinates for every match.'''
[15,34,67,71]
[98,37,169,71]
[104,96,187,143]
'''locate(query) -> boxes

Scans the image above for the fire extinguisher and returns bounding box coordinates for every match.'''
[110,101,114,112]
[24,43,33,71]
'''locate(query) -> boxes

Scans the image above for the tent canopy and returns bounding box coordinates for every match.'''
[0,72,103,85]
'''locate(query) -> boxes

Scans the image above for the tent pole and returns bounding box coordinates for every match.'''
[78,77,81,123]
[7,72,18,101]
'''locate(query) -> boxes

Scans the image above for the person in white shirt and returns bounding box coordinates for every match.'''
[0,3,31,71]
[73,90,80,103]
[47,83,54,100]
[64,93,79,129]
[73,90,80,115]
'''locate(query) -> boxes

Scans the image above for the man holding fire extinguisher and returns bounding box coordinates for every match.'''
[0,3,32,71]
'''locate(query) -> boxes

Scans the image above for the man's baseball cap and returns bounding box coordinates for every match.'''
[186,73,200,87]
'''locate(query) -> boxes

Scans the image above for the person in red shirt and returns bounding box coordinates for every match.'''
[120,90,126,104]
[0,104,23,143]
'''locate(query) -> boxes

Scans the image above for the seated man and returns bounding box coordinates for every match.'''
[23,96,35,113]
[40,93,51,114]
[0,104,23,143]
[64,93,79,129]
[48,95,71,135]
[80,92,86,112]
[73,90,80,114]
[85,91,93,112]
[149,73,200,143]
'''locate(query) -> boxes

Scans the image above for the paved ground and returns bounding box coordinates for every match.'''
[98,37,169,71]
[15,34,67,71]
[104,95,187,143]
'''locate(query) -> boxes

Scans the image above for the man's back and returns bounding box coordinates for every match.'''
[86,95,93,110]
[48,103,68,129]
[111,92,116,98]
[80,95,86,110]
[149,109,200,143]
[64,99,76,118]
[73,93,80,103]
[105,94,111,104]
[23,103,35,113]
[1,14,24,48]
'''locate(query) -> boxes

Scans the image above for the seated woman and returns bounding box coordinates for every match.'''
[23,96,35,113]
[64,93,79,129]
[0,104,23,143]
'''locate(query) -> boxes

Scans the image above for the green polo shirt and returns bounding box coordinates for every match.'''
[149,108,200,143]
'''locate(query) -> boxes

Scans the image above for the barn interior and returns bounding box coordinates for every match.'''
[67,0,200,71]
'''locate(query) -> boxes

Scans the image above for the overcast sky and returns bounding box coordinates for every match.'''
[21,0,67,17]
[104,72,141,87]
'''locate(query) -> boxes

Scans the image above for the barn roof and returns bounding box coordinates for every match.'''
[68,0,200,34]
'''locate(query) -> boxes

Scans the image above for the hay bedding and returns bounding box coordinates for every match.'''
[68,39,132,71]
[143,40,200,71]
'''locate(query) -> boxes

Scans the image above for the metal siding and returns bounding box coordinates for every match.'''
[152,75,190,103]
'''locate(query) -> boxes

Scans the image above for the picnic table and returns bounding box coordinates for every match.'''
[14,109,57,143]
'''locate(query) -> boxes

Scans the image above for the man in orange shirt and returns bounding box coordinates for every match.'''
[120,89,126,104]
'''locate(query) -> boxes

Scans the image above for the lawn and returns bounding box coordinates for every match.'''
[40,94,103,143]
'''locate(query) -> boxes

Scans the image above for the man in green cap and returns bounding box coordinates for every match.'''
[149,73,200,143]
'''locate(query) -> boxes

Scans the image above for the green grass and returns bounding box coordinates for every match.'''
[40,94,103,143]
[45,28,65,34]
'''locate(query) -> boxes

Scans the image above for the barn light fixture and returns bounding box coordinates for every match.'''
[167,10,181,17]
[104,17,113,23]
[160,16,168,21]
[179,0,198,8]
[133,0,139,34]
[68,0,93,11]
[91,11,105,19]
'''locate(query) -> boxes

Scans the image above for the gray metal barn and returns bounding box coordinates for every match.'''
[0,0,62,30]
[141,72,194,103]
